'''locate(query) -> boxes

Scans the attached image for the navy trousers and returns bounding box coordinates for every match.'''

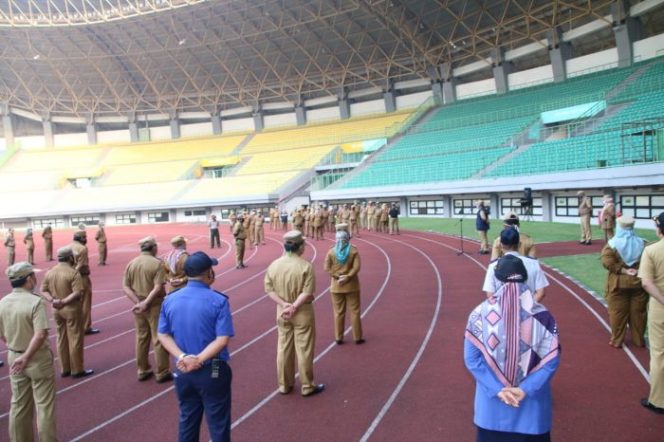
[175,361,232,442]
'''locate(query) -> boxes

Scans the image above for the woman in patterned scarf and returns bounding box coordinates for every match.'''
[464,254,560,442]
[165,236,189,294]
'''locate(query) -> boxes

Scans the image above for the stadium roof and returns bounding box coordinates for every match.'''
[0,0,663,118]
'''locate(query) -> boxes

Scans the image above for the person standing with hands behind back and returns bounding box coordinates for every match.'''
[159,251,235,442]
[476,201,491,255]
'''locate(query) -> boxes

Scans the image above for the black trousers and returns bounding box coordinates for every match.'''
[210,229,220,248]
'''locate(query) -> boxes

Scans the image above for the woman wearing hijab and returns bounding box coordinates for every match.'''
[465,254,561,442]
[601,215,647,348]
[165,236,189,294]
[324,224,364,345]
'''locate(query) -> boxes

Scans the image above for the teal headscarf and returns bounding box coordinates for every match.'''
[608,224,645,266]
[335,231,351,264]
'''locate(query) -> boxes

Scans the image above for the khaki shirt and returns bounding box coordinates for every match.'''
[123,252,167,299]
[167,252,189,291]
[579,197,592,216]
[5,234,15,248]
[264,254,315,304]
[233,221,247,240]
[638,238,664,293]
[95,228,107,243]
[42,227,53,240]
[601,203,616,229]
[41,262,84,300]
[24,235,34,250]
[70,241,91,276]
[490,233,536,261]
[601,245,643,293]
[324,246,361,293]
[0,288,50,353]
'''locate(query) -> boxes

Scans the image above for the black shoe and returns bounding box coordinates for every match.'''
[355,339,366,345]
[0,360,4,368]
[641,398,664,414]
[303,384,325,397]
[85,328,101,335]
[156,373,174,384]
[579,241,586,244]
[71,369,94,379]
[587,240,592,245]
[61,371,71,378]
[335,340,343,345]
[138,371,154,382]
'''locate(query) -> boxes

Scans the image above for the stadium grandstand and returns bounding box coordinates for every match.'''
[1,2,664,441]
[0,1,663,228]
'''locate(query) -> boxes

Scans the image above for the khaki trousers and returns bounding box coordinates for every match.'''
[8,248,15,266]
[389,218,399,234]
[81,274,93,331]
[331,291,363,342]
[45,239,53,261]
[98,242,107,265]
[8,348,57,442]
[478,230,489,252]
[580,215,592,242]
[648,299,664,407]
[235,239,245,266]
[27,247,34,265]
[54,302,84,374]
[254,225,264,245]
[276,304,316,395]
[607,288,648,347]
[134,299,170,380]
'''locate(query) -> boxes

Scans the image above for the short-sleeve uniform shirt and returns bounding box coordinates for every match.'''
[483,251,549,295]
[264,255,315,303]
[41,263,84,300]
[0,288,50,352]
[123,252,166,298]
[638,238,664,292]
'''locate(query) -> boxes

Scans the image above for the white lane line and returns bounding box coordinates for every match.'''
[68,236,389,440]
[406,232,650,381]
[360,236,442,442]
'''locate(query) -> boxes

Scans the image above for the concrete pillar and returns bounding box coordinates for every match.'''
[211,114,222,135]
[440,62,456,104]
[1,104,15,147]
[491,47,511,95]
[489,194,500,215]
[612,0,641,67]
[399,196,408,218]
[443,195,453,218]
[253,107,264,132]
[547,28,572,83]
[86,115,97,145]
[338,89,350,120]
[384,81,396,113]
[541,191,553,222]
[295,104,306,126]
[170,111,181,139]
[42,115,54,148]
[431,82,444,106]
[129,122,139,142]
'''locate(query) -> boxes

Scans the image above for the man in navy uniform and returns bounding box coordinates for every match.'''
[159,251,235,442]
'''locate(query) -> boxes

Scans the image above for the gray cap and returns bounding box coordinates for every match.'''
[138,236,157,248]
[57,246,73,259]
[6,262,34,281]
[283,230,304,245]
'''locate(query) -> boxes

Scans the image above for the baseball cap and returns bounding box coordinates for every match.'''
[500,227,520,246]
[184,251,219,277]
[494,254,528,283]
[6,262,34,282]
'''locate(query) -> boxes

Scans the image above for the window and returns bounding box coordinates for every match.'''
[555,195,602,217]
[115,214,137,224]
[453,198,489,216]
[32,218,65,229]
[410,199,443,215]
[71,216,99,227]
[204,167,226,179]
[148,212,170,223]
[501,197,543,216]
[184,209,206,217]
[620,194,664,219]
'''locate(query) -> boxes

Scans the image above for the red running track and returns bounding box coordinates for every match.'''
[0,224,660,441]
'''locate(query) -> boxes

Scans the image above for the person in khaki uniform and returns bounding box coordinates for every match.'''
[70,231,100,335]
[41,247,94,378]
[233,215,247,269]
[165,236,188,293]
[4,227,16,266]
[313,206,324,240]
[379,203,389,233]
[95,222,107,266]
[349,204,360,237]
[327,206,337,233]
[254,210,265,246]
[0,262,57,442]
[228,211,237,234]
[123,236,171,383]
[359,203,368,231]
[600,194,617,240]
[490,213,537,261]
[476,201,491,255]
[42,225,54,261]
[246,211,256,247]
[578,190,593,245]
[638,212,664,414]
[325,225,364,345]
[265,231,324,397]
[601,216,647,349]
[23,228,35,265]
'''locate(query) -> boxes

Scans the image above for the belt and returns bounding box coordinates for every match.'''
[8,348,25,353]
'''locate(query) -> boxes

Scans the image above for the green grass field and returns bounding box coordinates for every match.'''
[400,217,659,298]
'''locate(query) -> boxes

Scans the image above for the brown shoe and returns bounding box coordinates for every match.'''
[156,373,174,384]
[138,371,154,382]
